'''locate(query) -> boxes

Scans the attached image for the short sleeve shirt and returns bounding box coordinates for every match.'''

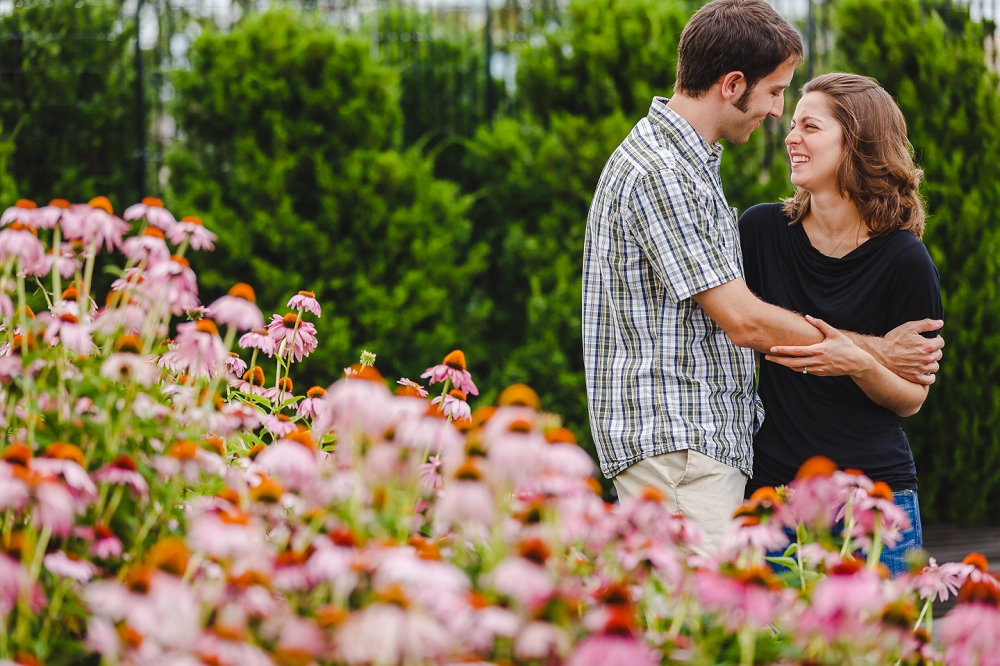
[582,98,762,479]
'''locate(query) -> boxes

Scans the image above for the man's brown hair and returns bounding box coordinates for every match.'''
[783,73,926,239]
[675,0,803,110]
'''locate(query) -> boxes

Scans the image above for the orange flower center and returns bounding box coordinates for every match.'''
[59,313,78,324]
[195,319,219,336]
[88,196,113,214]
[147,536,191,577]
[870,481,894,502]
[113,335,142,355]
[181,216,203,226]
[227,282,257,302]
[61,286,79,301]
[297,290,315,298]
[142,227,165,239]
[171,254,190,268]
[519,538,551,565]
[498,384,541,410]
[454,458,482,481]
[141,196,164,207]
[43,442,86,467]
[1,444,32,466]
[48,198,71,209]
[795,455,839,480]
[167,440,198,460]
[202,436,225,457]
[442,349,466,370]
[306,386,326,399]
[447,389,467,401]
[111,455,138,471]
[277,376,293,392]
[15,199,37,209]
[544,427,577,445]
[281,313,300,328]
[243,366,265,386]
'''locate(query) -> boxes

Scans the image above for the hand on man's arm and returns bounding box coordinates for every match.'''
[844,320,945,386]
[692,279,824,353]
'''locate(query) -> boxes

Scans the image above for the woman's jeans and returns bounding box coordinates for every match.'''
[769,489,923,578]
[881,489,923,577]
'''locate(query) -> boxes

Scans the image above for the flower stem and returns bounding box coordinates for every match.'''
[80,238,98,325]
[51,225,62,302]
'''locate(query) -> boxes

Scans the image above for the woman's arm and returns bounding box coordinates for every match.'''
[764,315,929,417]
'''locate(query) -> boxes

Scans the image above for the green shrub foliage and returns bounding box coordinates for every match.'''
[0,0,139,206]
[167,9,489,386]
[830,0,1000,524]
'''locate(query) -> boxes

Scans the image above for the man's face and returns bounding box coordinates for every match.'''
[719,57,798,145]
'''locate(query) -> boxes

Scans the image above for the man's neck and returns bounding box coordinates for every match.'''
[665,94,722,145]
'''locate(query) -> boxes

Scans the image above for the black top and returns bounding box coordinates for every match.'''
[739,203,943,494]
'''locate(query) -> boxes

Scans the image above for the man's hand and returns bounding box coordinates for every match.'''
[848,319,944,386]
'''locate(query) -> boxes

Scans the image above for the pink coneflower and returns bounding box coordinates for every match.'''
[335,600,451,666]
[287,290,322,317]
[159,319,227,378]
[33,447,97,502]
[1,199,38,228]
[34,478,78,536]
[26,244,80,279]
[433,462,498,540]
[0,222,45,268]
[263,414,298,438]
[514,621,571,661]
[0,356,23,381]
[144,254,200,316]
[236,365,268,396]
[225,352,247,377]
[167,215,217,251]
[44,551,98,583]
[912,558,975,603]
[209,284,265,331]
[92,303,147,337]
[421,349,479,396]
[941,601,1000,666]
[431,389,471,421]
[122,227,171,265]
[267,313,318,363]
[396,378,428,398]
[101,352,160,387]
[263,377,296,404]
[486,548,555,610]
[92,455,149,497]
[540,429,596,479]
[297,386,328,420]
[238,328,275,356]
[567,625,657,666]
[187,507,265,559]
[694,567,788,631]
[73,196,130,252]
[33,198,71,230]
[253,437,317,491]
[0,552,26,614]
[123,197,177,232]
[39,312,96,356]
[90,525,124,560]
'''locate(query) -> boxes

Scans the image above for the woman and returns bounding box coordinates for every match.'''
[739,73,942,576]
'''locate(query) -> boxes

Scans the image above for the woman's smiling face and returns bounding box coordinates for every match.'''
[786,92,845,194]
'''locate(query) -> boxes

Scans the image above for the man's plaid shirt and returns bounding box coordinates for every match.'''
[582,97,763,480]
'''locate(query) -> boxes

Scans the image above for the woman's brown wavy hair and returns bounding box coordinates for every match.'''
[783,73,925,239]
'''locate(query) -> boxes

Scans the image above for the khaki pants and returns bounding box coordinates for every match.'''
[613,449,747,553]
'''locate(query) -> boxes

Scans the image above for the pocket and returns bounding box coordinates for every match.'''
[673,448,692,487]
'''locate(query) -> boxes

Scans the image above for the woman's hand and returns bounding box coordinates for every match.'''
[764,315,874,377]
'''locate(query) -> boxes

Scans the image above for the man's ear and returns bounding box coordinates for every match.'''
[719,71,748,103]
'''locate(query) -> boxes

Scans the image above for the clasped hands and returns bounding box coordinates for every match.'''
[764,316,945,385]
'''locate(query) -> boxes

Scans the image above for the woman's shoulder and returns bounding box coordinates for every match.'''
[878,229,937,269]
[738,202,787,225]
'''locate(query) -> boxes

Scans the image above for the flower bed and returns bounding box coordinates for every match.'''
[0,197,997,665]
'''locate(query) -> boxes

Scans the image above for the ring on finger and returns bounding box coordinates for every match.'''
[802,367,808,375]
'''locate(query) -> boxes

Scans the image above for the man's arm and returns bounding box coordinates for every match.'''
[769,319,945,386]
[844,321,945,385]
[692,278,823,352]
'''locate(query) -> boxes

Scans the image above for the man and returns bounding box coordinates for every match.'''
[582,0,943,550]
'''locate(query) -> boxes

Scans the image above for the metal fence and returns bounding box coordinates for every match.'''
[0,0,997,205]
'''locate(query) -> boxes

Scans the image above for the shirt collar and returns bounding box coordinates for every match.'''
[648,97,724,168]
